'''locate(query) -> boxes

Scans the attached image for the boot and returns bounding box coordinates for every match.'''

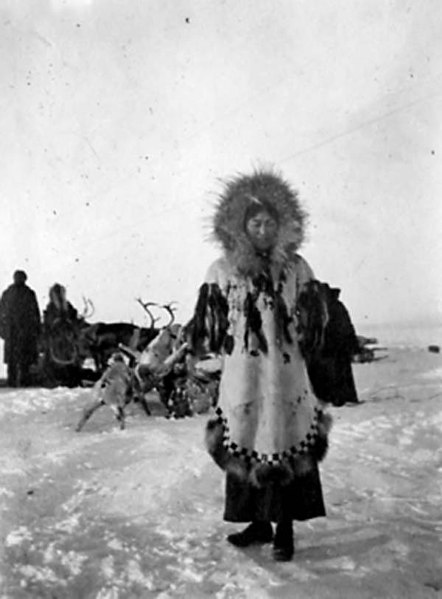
[7,363,17,387]
[273,519,294,561]
[227,521,273,547]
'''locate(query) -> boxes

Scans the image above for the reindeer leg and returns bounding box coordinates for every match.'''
[138,395,151,416]
[76,400,105,431]
[91,351,102,376]
[108,401,127,430]
[116,406,125,430]
[131,376,151,416]
[157,382,173,418]
[173,383,192,419]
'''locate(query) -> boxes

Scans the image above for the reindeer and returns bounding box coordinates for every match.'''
[76,302,189,430]
[75,352,140,431]
[77,299,161,374]
[119,303,192,418]
[75,307,159,430]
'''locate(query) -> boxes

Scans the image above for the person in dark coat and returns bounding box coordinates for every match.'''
[0,270,41,387]
[326,288,360,404]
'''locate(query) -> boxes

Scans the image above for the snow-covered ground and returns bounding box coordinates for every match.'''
[0,347,441,598]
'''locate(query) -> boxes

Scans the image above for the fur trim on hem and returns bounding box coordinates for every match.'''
[205,411,332,488]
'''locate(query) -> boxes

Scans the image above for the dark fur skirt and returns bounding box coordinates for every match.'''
[223,462,326,523]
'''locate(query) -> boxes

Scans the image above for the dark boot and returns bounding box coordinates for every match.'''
[227,521,273,547]
[7,363,17,387]
[17,363,30,387]
[273,519,294,561]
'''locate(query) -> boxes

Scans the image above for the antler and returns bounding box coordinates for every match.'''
[161,302,178,327]
[81,296,95,319]
[136,299,162,329]
[162,341,188,372]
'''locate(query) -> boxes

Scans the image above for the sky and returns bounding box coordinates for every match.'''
[1,0,441,331]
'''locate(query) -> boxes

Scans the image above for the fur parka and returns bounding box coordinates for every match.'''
[192,169,332,489]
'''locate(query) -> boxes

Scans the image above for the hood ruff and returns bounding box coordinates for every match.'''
[212,170,307,278]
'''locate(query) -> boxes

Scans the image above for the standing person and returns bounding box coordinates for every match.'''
[0,270,41,387]
[188,169,332,561]
[42,283,82,387]
[323,287,360,405]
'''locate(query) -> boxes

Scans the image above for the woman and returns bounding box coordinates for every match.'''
[189,169,332,561]
[42,283,82,387]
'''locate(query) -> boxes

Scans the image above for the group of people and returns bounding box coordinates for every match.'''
[2,168,361,562]
[0,273,81,387]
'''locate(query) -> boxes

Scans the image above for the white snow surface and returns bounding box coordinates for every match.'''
[0,347,441,598]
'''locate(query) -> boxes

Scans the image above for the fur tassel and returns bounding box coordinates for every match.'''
[297,280,330,359]
[205,418,248,481]
[312,411,333,462]
[187,283,229,356]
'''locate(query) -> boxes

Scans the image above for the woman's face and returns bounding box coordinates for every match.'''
[245,210,279,251]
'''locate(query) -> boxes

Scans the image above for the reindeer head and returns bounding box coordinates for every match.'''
[129,303,186,384]
[136,323,185,378]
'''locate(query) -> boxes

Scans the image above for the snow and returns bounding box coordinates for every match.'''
[0,347,441,598]
[5,527,33,547]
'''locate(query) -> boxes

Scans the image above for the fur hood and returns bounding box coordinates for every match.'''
[212,169,308,277]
